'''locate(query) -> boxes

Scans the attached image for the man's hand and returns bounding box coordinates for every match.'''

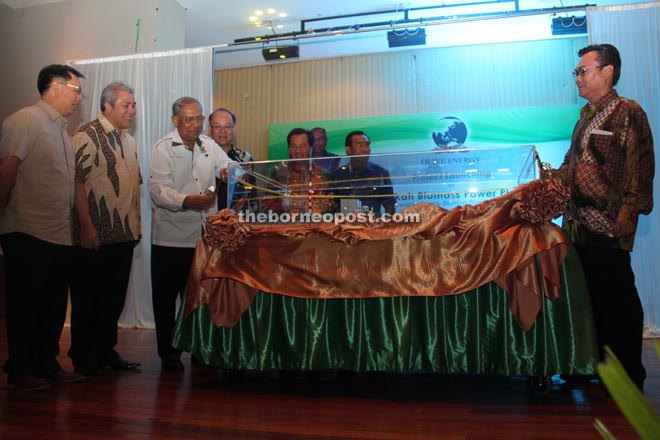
[612,218,636,237]
[183,193,216,211]
[79,223,100,251]
[0,156,21,213]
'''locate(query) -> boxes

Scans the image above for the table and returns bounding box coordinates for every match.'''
[173,179,600,376]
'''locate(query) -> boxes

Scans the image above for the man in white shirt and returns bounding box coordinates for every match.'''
[149,96,233,371]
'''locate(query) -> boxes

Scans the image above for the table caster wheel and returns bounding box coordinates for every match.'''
[529,375,552,395]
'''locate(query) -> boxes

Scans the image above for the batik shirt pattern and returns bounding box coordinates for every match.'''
[558,90,654,251]
[72,115,142,245]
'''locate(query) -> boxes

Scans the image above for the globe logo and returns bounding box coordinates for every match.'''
[432,116,468,150]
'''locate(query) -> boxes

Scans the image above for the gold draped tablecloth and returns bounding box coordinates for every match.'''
[184,178,570,331]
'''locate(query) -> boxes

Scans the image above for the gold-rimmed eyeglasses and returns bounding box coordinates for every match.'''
[54,81,82,95]
[572,65,604,79]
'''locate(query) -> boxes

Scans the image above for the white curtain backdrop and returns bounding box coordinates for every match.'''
[588,2,660,336]
[69,47,215,328]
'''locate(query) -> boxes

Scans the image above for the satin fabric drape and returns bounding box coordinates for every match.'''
[173,243,598,375]
[185,179,571,331]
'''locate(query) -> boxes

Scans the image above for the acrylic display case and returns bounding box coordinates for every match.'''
[226,145,538,219]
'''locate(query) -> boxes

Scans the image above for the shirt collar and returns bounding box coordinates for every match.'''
[590,89,619,111]
[98,114,125,135]
[37,100,67,127]
[171,129,201,148]
[349,159,370,174]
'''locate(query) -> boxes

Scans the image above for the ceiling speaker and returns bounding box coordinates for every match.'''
[551,16,587,35]
[387,28,426,48]
[262,45,300,61]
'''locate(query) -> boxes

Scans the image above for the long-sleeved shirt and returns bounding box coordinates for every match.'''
[262,161,334,214]
[330,160,397,214]
[557,89,654,251]
[149,129,233,248]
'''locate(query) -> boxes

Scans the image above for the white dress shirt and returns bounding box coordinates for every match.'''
[149,129,233,247]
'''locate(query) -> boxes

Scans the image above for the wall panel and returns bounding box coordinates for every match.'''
[269,59,343,124]
[415,45,498,112]
[490,39,579,108]
[213,37,587,159]
[215,66,272,160]
[340,52,418,118]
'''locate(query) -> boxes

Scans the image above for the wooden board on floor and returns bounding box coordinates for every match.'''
[0,322,658,439]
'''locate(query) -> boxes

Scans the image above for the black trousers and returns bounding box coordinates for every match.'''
[0,232,70,378]
[574,244,646,388]
[68,242,135,366]
[151,244,195,360]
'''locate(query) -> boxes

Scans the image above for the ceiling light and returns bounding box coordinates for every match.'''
[248,8,289,29]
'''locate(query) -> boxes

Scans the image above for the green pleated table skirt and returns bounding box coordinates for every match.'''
[173,244,599,376]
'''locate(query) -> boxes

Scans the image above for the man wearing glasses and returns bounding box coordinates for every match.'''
[553,44,654,392]
[207,108,254,211]
[149,97,234,371]
[0,64,85,390]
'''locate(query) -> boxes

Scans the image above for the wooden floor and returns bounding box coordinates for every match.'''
[0,324,658,440]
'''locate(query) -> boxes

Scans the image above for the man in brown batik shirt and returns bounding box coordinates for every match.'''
[555,44,654,392]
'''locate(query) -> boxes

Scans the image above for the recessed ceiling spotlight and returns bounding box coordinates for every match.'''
[248,9,289,28]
